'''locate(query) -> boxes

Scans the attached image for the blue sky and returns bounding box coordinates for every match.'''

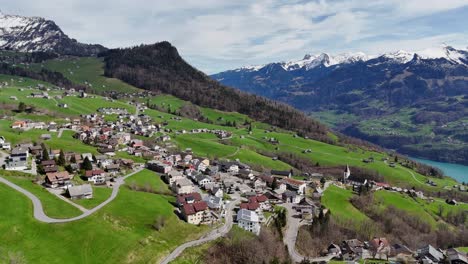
[1,0,468,73]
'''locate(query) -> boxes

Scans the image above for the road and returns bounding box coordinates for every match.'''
[160,195,240,264]
[283,181,336,263]
[0,168,143,223]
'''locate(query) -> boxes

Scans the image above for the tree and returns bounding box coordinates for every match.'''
[271,177,278,190]
[394,155,398,163]
[320,177,326,187]
[70,155,76,163]
[17,102,26,113]
[82,157,93,171]
[57,149,66,166]
[42,147,50,161]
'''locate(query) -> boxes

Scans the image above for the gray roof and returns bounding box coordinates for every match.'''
[237,209,259,222]
[68,184,93,197]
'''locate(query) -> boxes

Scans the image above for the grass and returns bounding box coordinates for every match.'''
[73,187,113,209]
[28,57,141,93]
[125,169,171,194]
[373,191,439,229]
[0,175,208,264]
[321,185,369,225]
[0,173,82,218]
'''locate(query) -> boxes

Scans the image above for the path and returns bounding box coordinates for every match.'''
[46,188,89,213]
[0,168,143,223]
[222,147,240,158]
[160,195,240,264]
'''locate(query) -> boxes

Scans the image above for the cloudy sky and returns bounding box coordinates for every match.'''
[1,0,468,73]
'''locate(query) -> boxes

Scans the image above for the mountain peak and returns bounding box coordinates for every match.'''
[0,13,106,56]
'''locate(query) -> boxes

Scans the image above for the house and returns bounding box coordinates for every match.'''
[195,175,213,188]
[81,153,93,161]
[211,186,223,198]
[282,190,301,203]
[253,178,267,191]
[182,201,211,225]
[172,178,195,194]
[417,245,445,263]
[11,121,27,129]
[446,248,468,264]
[5,147,29,171]
[271,170,291,178]
[283,178,307,195]
[45,171,72,188]
[328,243,342,256]
[391,244,413,258]
[41,134,52,140]
[370,237,391,260]
[312,187,323,198]
[342,239,366,260]
[176,192,202,207]
[166,170,184,185]
[204,195,224,210]
[106,164,120,174]
[84,170,106,184]
[237,209,260,235]
[147,160,172,174]
[240,201,260,211]
[67,184,93,199]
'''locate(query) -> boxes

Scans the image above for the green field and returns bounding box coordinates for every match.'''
[1,174,82,218]
[321,185,369,225]
[0,176,208,263]
[28,57,141,93]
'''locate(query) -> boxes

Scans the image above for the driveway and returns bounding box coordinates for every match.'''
[0,168,143,223]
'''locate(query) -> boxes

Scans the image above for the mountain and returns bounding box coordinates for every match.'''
[99,42,337,144]
[212,46,468,164]
[0,12,106,56]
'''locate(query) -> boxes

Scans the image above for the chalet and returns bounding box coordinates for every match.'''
[106,164,120,174]
[237,209,260,235]
[195,175,213,188]
[84,170,106,184]
[182,201,211,225]
[29,145,43,157]
[347,175,367,187]
[67,184,93,199]
[240,201,260,211]
[45,171,72,188]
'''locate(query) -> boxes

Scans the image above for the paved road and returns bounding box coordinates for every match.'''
[0,168,143,223]
[160,195,240,264]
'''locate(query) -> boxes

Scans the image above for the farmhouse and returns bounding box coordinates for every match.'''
[45,171,72,188]
[84,170,106,184]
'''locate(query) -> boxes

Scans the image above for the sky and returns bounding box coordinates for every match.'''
[1,0,468,73]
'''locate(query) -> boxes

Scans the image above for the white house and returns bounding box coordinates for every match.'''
[237,209,261,235]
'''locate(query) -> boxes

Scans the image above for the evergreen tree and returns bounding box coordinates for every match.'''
[57,149,66,166]
[42,147,50,161]
[18,102,26,112]
[82,157,93,171]
[70,155,76,163]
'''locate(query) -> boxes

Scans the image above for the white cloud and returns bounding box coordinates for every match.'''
[0,0,467,73]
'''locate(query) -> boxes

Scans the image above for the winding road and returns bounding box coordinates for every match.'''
[160,195,240,264]
[0,168,143,223]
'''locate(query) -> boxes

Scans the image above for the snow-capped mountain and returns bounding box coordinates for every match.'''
[227,46,467,74]
[0,12,106,56]
[212,45,468,104]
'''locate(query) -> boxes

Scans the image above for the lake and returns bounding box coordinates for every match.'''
[410,157,468,183]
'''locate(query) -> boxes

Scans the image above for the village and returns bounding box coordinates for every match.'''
[1,87,466,264]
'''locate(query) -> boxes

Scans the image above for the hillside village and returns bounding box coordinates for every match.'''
[1,83,467,264]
